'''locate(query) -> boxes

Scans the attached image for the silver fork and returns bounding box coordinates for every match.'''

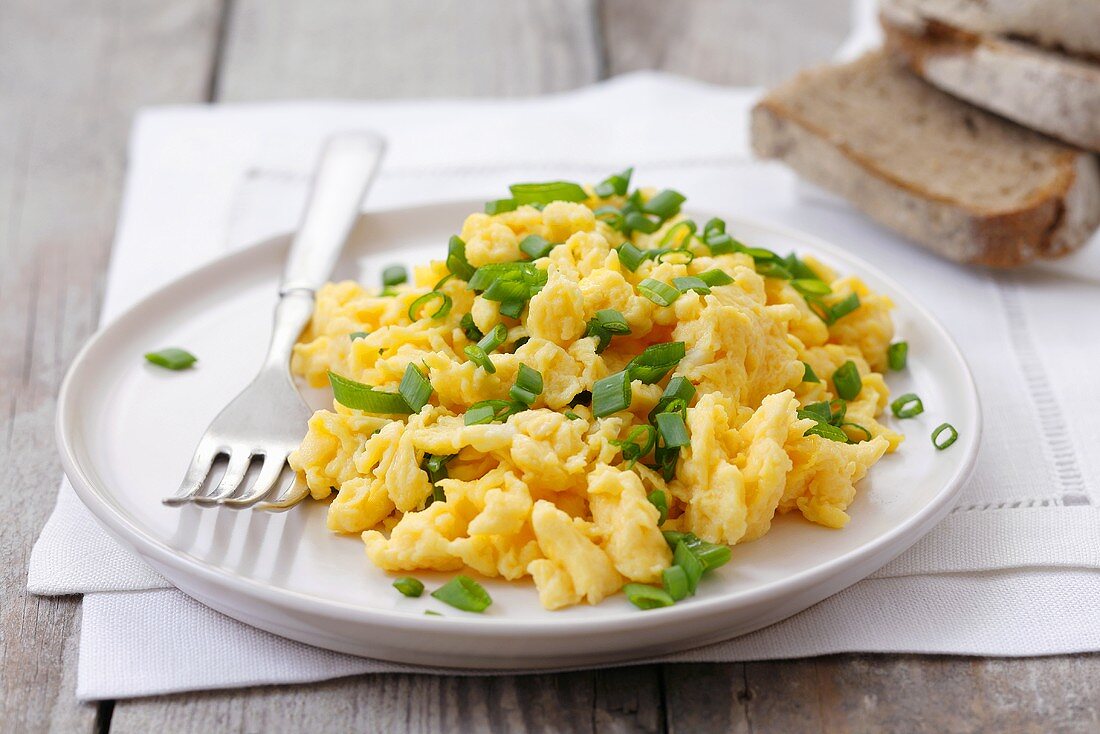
[164,131,386,510]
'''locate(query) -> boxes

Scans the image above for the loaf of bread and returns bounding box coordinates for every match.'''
[751,52,1100,267]
[878,0,1100,59]
[881,0,1100,151]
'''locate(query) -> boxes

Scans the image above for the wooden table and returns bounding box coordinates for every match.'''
[3,1,1097,731]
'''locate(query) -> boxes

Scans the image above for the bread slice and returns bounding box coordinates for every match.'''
[882,1,1100,151]
[751,52,1100,267]
[878,0,1100,59]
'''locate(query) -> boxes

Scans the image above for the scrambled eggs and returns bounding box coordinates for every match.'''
[288,175,901,610]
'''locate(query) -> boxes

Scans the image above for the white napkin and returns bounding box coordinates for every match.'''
[29,4,1100,700]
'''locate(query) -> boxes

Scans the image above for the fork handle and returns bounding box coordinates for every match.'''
[280,131,386,294]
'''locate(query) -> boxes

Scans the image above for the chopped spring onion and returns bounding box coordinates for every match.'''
[815,292,861,325]
[463,345,494,373]
[349,331,369,341]
[483,278,531,302]
[673,541,705,593]
[832,360,862,401]
[382,265,408,287]
[564,410,582,421]
[459,313,482,342]
[932,423,958,450]
[841,422,873,442]
[798,399,846,426]
[698,269,733,287]
[611,424,657,467]
[468,262,547,301]
[623,583,675,610]
[498,299,525,319]
[479,322,508,352]
[627,342,686,384]
[329,371,413,415]
[393,577,424,598]
[649,376,696,421]
[464,323,508,373]
[585,308,631,354]
[643,189,686,220]
[408,291,452,321]
[431,575,492,612]
[433,273,456,290]
[624,211,660,234]
[519,234,555,260]
[592,370,632,418]
[484,198,518,215]
[423,453,453,485]
[144,347,197,370]
[672,276,710,295]
[594,167,633,198]
[509,181,588,206]
[446,236,476,280]
[888,341,909,371]
[647,490,669,525]
[659,220,697,248]
[705,233,735,255]
[616,242,649,271]
[661,565,689,601]
[398,364,433,413]
[464,399,519,426]
[754,260,793,280]
[891,393,924,419]
[784,253,820,280]
[638,278,681,307]
[663,532,732,572]
[594,205,624,228]
[802,362,820,383]
[655,411,690,448]
[509,363,544,406]
[805,421,850,442]
[791,278,831,297]
[657,248,694,265]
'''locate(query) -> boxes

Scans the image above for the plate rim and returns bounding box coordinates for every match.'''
[56,198,982,639]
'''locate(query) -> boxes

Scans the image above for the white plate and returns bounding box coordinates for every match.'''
[57,200,980,669]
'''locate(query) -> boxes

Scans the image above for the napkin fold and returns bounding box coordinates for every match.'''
[29,0,1100,700]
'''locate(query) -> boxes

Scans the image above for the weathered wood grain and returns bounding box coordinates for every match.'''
[217,0,602,100]
[0,0,224,730]
[664,654,1100,733]
[600,0,852,86]
[110,667,664,733]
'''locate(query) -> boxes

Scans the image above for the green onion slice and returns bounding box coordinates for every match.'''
[832,360,862,401]
[638,278,681,307]
[672,276,710,295]
[446,236,476,281]
[888,341,909,371]
[802,361,820,383]
[657,248,694,265]
[382,265,408,287]
[784,253,820,280]
[519,234,555,260]
[479,323,508,352]
[592,370,632,418]
[499,299,525,319]
[611,424,657,467]
[349,331,369,341]
[459,313,482,342]
[393,577,424,598]
[594,167,633,198]
[698,269,733,287]
[642,190,686,220]
[932,423,958,450]
[805,421,850,442]
[791,278,832,297]
[509,181,588,205]
[398,364,433,413]
[464,400,519,426]
[623,583,675,610]
[423,453,454,485]
[329,371,413,415]
[659,220,697,248]
[585,308,632,354]
[890,393,924,419]
[842,422,873,442]
[705,232,736,255]
[649,376,696,421]
[144,347,197,370]
[647,490,669,525]
[627,342,686,384]
[674,541,705,593]
[624,211,660,234]
[754,260,793,280]
[616,242,648,271]
[661,565,689,601]
[655,412,690,449]
[509,363,544,406]
[463,344,495,374]
[824,292,861,324]
[484,198,518,215]
[431,575,492,612]
[408,291,452,321]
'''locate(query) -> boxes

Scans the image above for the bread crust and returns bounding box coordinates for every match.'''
[882,9,1100,151]
[751,69,1100,267]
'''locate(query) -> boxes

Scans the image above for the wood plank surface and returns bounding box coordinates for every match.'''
[217,0,603,100]
[0,0,224,730]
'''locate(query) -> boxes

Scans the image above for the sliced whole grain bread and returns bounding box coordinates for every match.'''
[881,0,1100,151]
[751,52,1100,267]
[880,0,1100,59]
